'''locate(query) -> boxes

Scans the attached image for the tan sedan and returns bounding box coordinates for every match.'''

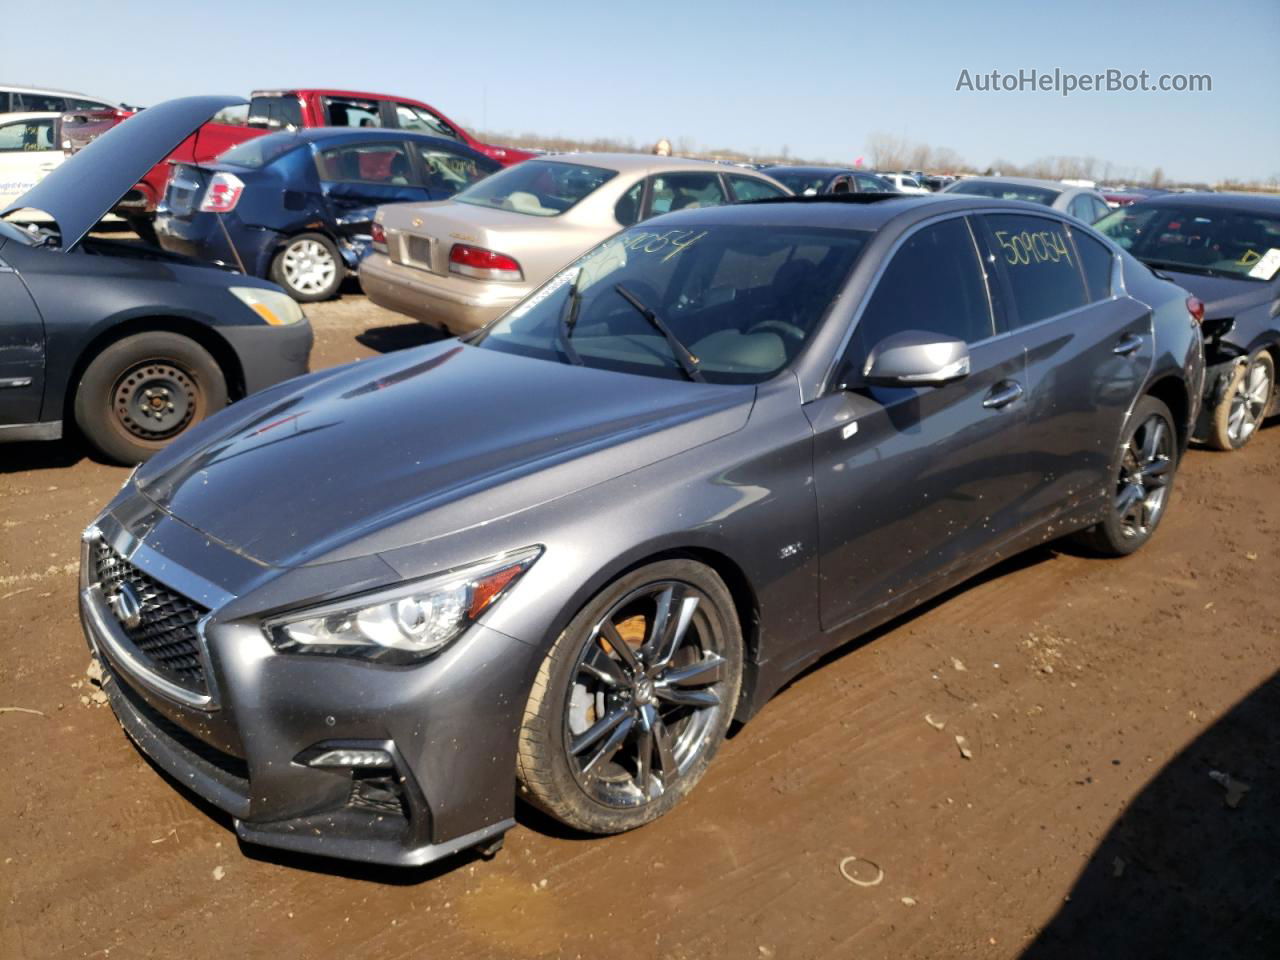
[359,153,790,333]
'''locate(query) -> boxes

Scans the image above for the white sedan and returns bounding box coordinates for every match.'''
[0,113,63,216]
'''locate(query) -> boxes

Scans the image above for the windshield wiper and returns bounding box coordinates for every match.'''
[555,275,585,366]
[613,283,704,382]
[1142,258,1233,280]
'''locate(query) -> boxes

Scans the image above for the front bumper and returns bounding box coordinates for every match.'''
[79,510,538,867]
[219,319,314,396]
[358,252,526,334]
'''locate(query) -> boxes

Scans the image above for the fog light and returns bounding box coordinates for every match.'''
[305,748,393,769]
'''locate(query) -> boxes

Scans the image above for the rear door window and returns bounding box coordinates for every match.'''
[849,216,996,364]
[981,214,1088,327]
[14,92,64,111]
[324,98,382,128]
[0,117,55,151]
[393,103,461,141]
[726,174,788,201]
[646,172,728,216]
[248,95,303,129]
[316,142,415,184]
[855,173,888,192]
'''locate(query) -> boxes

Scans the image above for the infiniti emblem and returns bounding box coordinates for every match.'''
[109,582,144,630]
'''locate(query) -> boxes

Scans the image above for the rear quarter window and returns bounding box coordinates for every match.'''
[1073,231,1115,302]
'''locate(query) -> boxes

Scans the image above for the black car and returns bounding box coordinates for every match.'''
[0,97,312,464]
[82,193,1203,868]
[1096,193,1280,450]
[762,165,895,196]
[155,128,500,302]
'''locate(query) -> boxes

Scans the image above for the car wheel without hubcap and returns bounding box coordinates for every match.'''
[112,361,198,441]
[1074,395,1179,556]
[517,560,743,833]
[1209,351,1274,451]
[1114,413,1173,540]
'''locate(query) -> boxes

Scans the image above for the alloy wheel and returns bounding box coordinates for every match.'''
[281,239,337,295]
[1114,413,1173,539]
[565,581,729,808]
[1227,357,1272,446]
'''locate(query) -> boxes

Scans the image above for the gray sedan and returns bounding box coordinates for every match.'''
[80,193,1203,868]
[944,176,1113,224]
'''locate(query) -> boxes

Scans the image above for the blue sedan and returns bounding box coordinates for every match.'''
[156,128,501,301]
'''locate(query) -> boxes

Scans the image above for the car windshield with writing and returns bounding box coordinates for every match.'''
[1095,204,1280,282]
[947,180,1060,206]
[453,159,616,217]
[473,224,869,383]
[217,133,306,169]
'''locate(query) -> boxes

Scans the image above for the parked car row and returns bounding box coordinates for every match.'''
[0,94,1276,874]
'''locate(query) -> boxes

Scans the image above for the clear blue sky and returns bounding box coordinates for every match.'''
[4,0,1276,183]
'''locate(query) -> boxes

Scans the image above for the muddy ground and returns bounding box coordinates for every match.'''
[2,287,1277,959]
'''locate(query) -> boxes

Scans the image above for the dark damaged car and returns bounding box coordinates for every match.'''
[1096,192,1280,449]
[82,194,1203,868]
[155,128,499,302]
[1,96,312,464]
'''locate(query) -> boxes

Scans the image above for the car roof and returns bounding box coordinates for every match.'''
[1128,191,1280,213]
[0,83,108,99]
[763,165,857,177]
[0,111,61,123]
[957,175,1069,191]
[251,88,416,102]
[249,127,475,150]
[528,152,774,175]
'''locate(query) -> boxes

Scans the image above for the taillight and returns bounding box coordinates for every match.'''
[199,172,245,213]
[1187,296,1205,325]
[448,243,523,281]
[371,221,387,252]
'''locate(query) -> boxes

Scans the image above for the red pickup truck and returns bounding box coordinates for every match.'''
[62,88,534,228]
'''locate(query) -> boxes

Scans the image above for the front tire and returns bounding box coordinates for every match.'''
[1207,350,1274,451]
[73,332,228,465]
[516,560,744,834]
[1075,395,1178,556]
[271,233,343,302]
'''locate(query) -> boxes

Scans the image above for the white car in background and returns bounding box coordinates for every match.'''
[0,112,63,215]
[0,84,117,115]
[876,172,930,194]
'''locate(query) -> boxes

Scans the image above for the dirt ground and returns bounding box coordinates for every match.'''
[1,287,1277,960]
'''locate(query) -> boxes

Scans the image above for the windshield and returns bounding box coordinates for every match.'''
[772,173,831,196]
[473,223,870,383]
[946,180,1060,205]
[217,133,305,168]
[454,159,616,217]
[1094,204,1280,281]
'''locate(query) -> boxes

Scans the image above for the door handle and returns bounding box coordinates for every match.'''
[983,380,1024,409]
[1113,333,1145,356]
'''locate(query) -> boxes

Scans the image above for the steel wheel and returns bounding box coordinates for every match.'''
[281,238,337,296]
[1114,413,1173,540]
[1227,356,1272,445]
[111,361,200,441]
[566,581,729,808]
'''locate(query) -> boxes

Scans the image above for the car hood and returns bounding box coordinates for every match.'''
[1155,268,1276,321]
[134,341,754,568]
[1,95,245,250]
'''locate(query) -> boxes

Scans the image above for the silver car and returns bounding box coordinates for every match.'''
[359,153,790,333]
[943,176,1113,224]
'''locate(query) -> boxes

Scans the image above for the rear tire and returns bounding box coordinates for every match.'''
[516,560,743,834]
[1075,395,1178,557]
[73,332,227,465]
[1207,350,1274,451]
[270,233,343,302]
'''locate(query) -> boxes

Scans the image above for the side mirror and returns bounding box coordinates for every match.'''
[861,330,971,387]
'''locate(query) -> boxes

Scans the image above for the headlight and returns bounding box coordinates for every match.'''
[230,286,305,326]
[264,546,541,663]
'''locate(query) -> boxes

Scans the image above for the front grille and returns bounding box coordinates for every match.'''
[93,541,210,696]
